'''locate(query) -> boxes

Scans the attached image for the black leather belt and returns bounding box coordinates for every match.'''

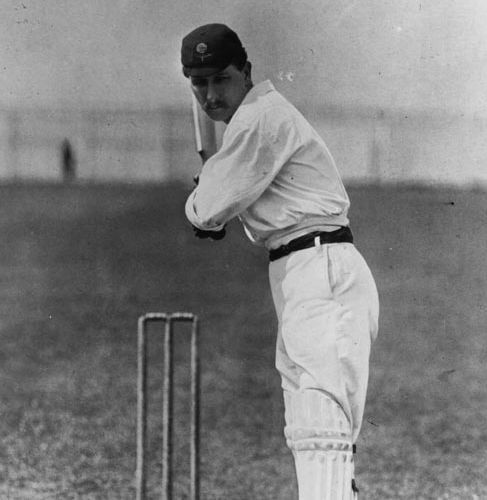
[269,226,353,262]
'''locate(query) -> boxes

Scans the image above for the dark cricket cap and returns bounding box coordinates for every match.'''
[181,23,247,77]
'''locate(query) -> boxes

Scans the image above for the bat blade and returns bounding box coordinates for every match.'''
[191,94,217,164]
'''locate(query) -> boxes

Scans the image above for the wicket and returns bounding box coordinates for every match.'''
[136,312,200,500]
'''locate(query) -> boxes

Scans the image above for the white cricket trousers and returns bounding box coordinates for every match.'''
[269,241,379,499]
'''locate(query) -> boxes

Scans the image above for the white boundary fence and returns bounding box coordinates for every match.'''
[0,105,485,187]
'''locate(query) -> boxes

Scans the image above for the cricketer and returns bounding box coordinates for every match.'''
[182,23,379,499]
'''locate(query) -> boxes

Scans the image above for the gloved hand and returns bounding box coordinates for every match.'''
[192,225,226,240]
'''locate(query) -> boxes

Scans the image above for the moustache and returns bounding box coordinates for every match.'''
[205,102,227,110]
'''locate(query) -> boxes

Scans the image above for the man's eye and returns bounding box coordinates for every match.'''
[214,76,229,83]
[192,79,206,87]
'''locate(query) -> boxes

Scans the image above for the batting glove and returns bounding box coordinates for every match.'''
[192,225,226,240]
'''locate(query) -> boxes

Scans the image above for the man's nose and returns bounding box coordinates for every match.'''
[206,82,218,103]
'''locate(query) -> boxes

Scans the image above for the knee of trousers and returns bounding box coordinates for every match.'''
[284,389,353,453]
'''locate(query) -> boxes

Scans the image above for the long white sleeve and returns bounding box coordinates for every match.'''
[185,112,293,230]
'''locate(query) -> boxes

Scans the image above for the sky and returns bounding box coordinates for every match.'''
[1,0,486,114]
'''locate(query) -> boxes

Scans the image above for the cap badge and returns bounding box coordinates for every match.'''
[196,43,208,54]
[195,42,212,62]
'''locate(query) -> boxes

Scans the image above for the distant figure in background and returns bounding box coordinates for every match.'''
[182,24,379,499]
[60,138,76,182]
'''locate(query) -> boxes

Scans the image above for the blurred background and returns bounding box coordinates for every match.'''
[1,1,486,499]
[1,0,486,186]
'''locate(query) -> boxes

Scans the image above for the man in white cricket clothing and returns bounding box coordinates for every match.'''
[182,23,379,499]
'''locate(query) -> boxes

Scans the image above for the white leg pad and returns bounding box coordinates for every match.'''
[284,390,357,500]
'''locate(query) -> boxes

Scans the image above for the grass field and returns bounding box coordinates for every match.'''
[0,182,485,500]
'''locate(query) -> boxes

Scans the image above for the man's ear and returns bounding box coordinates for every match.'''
[243,61,252,84]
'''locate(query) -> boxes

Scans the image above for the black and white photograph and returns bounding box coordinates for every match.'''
[1,1,486,498]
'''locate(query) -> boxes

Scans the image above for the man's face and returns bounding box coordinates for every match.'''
[190,63,251,124]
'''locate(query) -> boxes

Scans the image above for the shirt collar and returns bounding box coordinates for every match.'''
[226,80,275,126]
[241,80,275,106]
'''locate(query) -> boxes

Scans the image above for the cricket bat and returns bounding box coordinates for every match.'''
[191,93,217,164]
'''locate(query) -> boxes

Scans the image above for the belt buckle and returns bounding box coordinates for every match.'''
[314,235,322,249]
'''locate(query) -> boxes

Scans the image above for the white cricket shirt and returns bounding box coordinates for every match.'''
[185,80,350,250]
